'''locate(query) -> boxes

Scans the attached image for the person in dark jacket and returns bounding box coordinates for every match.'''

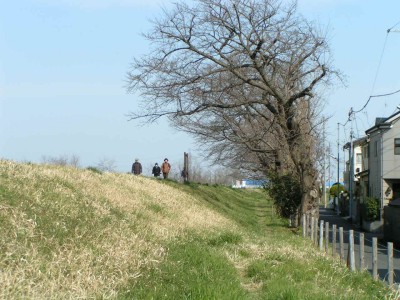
[152,163,161,177]
[131,158,142,175]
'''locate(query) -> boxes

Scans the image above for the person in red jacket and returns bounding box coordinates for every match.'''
[161,158,171,179]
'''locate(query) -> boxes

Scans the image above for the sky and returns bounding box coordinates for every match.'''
[1,0,400,177]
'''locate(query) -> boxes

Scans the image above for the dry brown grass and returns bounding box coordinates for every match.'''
[0,160,235,299]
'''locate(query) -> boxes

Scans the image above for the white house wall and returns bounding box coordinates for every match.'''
[368,132,382,200]
[353,146,363,179]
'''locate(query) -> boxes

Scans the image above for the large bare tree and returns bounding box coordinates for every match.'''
[127,0,338,220]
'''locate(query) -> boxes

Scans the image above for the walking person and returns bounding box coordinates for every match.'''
[152,163,161,177]
[131,158,142,175]
[161,158,171,179]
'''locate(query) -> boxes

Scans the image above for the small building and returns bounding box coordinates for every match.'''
[232,179,266,188]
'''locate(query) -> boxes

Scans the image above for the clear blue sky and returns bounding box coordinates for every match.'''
[1,0,400,176]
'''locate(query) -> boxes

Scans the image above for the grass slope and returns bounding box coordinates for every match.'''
[0,160,395,299]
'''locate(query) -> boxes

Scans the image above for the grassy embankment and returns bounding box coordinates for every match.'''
[0,160,396,299]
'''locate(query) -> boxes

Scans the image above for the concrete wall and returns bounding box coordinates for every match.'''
[384,206,400,244]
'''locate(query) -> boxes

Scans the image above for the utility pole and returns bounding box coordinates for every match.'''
[336,123,340,212]
[328,144,332,203]
[349,109,354,221]
[323,118,327,208]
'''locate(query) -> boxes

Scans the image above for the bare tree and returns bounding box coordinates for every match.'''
[127,0,339,220]
[97,157,117,172]
[42,154,80,168]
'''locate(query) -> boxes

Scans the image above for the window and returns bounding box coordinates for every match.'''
[394,138,400,155]
[356,153,362,164]
[375,141,378,157]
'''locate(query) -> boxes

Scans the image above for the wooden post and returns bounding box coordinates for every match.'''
[388,242,393,286]
[183,152,189,182]
[325,221,329,254]
[319,220,324,251]
[372,237,378,280]
[339,227,344,262]
[311,217,314,242]
[332,224,337,257]
[359,233,364,270]
[306,214,310,238]
[302,214,306,238]
[348,230,355,271]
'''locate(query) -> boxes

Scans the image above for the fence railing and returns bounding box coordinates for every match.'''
[302,214,400,287]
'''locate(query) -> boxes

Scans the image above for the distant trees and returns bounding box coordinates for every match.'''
[127,0,339,222]
[96,157,117,172]
[41,154,80,168]
[41,155,118,173]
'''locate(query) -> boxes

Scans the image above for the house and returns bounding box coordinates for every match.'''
[343,136,368,224]
[365,112,400,206]
[343,111,400,233]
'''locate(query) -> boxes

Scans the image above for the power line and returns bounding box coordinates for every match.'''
[369,32,389,97]
[387,20,400,33]
[352,21,400,114]
[353,89,400,114]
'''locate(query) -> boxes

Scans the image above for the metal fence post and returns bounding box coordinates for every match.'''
[388,242,393,286]
[325,222,329,254]
[314,218,318,245]
[348,230,355,271]
[359,233,364,271]
[319,220,324,251]
[311,216,315,242]
[339,227,344,262]
[372,238,378,280]
[332,224,336,257]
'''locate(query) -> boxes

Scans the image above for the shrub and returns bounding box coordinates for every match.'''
[86,166,103,174]
[364,197,380,221]
[264,173,302,218]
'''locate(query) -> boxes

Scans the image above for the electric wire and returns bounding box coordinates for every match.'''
[353,88,400,114]
[368,32,389,97]
[352,21,400,114]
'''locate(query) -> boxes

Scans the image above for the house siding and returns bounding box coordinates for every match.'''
[369,133,382,201]
[367,116,400,206]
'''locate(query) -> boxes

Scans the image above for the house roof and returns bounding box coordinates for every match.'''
[343,136,368,150]
[365,110,400,135]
